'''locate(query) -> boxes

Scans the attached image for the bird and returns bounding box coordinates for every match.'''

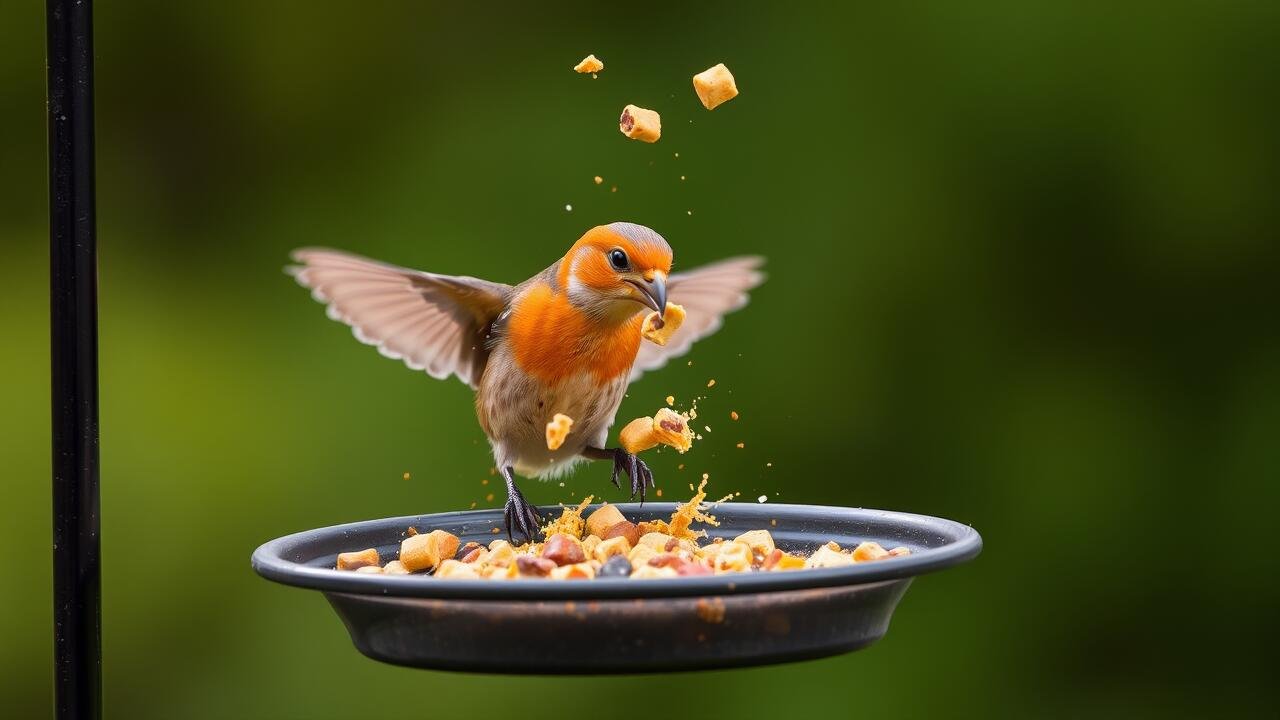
[288,222,764,541]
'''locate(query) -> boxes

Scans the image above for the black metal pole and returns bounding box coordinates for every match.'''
[47,1,101,719]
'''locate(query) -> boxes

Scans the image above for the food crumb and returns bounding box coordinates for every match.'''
[469,501,477,509]
[707,379,716,388]
[665,395,674,406]
[485,493,495,502]
[402,472,411,480]
[573,54,604,74]
[757,495,768,503]
[565,204,573,212]
[406,526,418,536]
[482,478,489,486]
[611,186,617,193]
[770,519,777,527]
[593,175,603,185]
[736,442,745,449]
[656,488,663,497]
[680,175,686,181]
[730,411,739,421]
[677,464,685,470]
[492,527,501,534]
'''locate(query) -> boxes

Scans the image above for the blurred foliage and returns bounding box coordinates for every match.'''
[3,2,1279,718]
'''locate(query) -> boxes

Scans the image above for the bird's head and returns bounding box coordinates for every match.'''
[559,222,672,320]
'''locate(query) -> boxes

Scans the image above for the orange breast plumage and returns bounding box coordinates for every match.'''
[505,283,644,386]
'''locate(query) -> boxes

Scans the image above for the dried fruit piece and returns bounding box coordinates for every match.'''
[805,544,855,568]
[550,562,596,580]
[692,63,738,110]
[593,535,632,562]
[712,541,753,573]
[399,530,459,572]
[601,520,641,547]
[516,555,556,577]
[619,104,661,143]
[542,533,587,566]
[630,564,679,579]
[434,559,480,579]
[852,541,890,562]
[336,548,380,571]
[734,529,776,557]
[382,560,410,575]
[641,302,686,346]
[585,504,626,539]
[545,413,574,451]
[485,540,516,567]
[574,54,604,74]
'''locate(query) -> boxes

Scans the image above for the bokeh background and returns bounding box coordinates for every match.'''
[3,2,1279,717]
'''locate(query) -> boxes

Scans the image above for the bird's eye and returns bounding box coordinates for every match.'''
[608,248,630,271]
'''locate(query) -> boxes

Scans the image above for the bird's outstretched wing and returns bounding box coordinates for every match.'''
[630,256,766,381]
[288,248,512,388]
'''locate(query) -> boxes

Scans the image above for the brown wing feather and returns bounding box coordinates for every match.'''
[630,256,765,381]
[288,248,512,388]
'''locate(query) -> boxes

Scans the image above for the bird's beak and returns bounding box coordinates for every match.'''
[635,271,667,313]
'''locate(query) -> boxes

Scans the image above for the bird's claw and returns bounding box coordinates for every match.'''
[503,485,542,543]
[610,448,656,504]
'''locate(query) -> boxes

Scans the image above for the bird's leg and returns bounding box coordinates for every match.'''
[501,466,542,543]
[582,447,656,504]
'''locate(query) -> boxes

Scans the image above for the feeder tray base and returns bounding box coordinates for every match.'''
[253,503,981,674]
[329,579,910,674]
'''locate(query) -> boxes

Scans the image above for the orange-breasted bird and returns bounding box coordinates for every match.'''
[288,222,764,540]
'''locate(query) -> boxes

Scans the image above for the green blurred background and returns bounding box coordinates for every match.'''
[3,2,1279,717]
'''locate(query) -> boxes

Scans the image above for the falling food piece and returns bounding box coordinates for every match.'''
[641,302,686,346]
[619,407,695,454]
[573,54,604,74]
[485,493,495,502]
[611,185,617,193]
[619,104,662,143]
[665,395,675,406]
[757,495,768,503]
[692,63,739,110]
[545,413,574,450]
[402,472,410,480]
[736,442,745,449]
[730,411,739,421]
[565,204,573,212]
[593,175,603,185]
[680,175,686,181]
[482,478,488,486]
[707,379,716,388]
